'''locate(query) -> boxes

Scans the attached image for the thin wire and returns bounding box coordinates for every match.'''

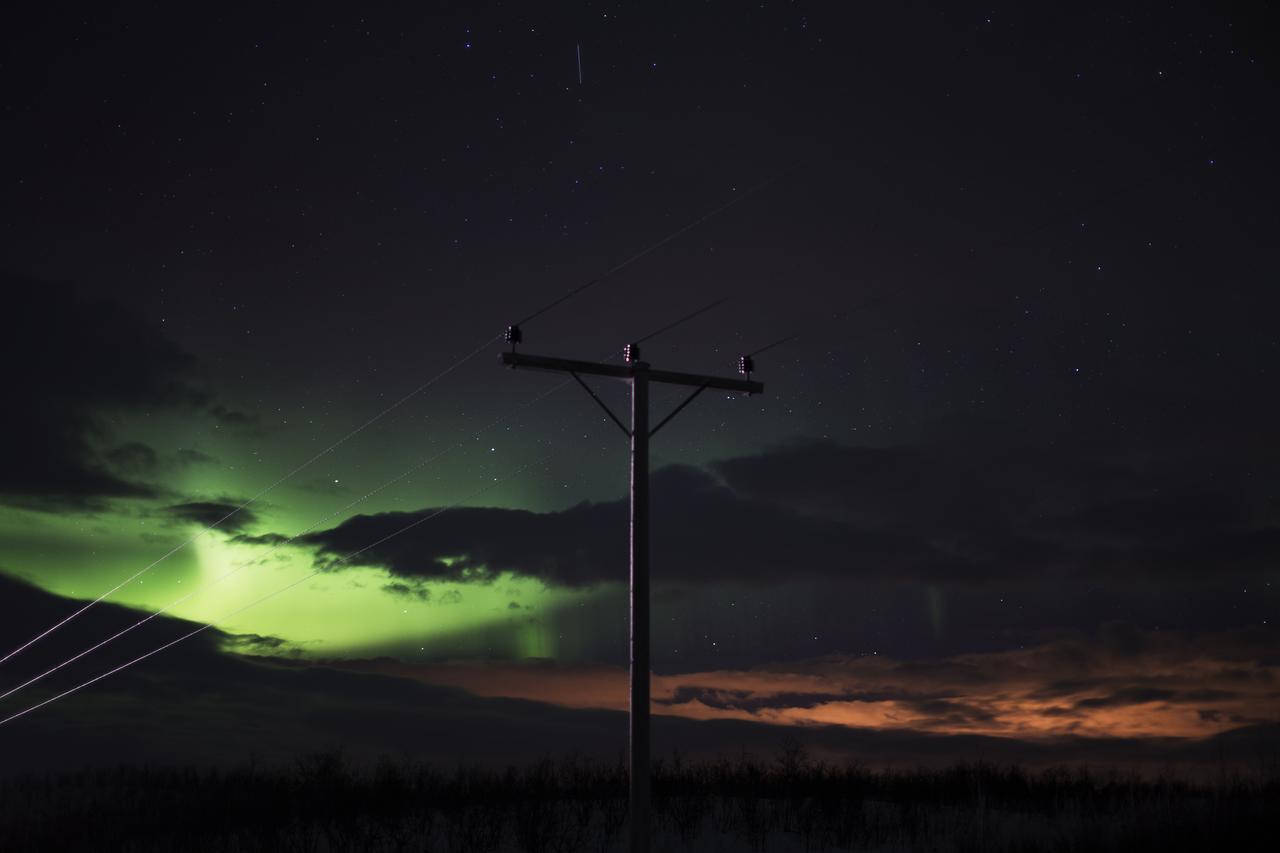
[632,297,727,346]
[0,303,718,719]
[747,333,800,358]
[6,293,711,706]
[0,455,549,729]
[0,378,572,705]
[5,161,803,669]
[744,295,889,359]
[5,160,802,668]
[0,333,502,667]
[516,161,803,326]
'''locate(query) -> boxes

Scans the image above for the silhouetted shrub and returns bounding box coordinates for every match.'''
[0,750,1275,851]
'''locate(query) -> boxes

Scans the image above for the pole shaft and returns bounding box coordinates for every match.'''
[499,347,764,853]
[629,363,650,853]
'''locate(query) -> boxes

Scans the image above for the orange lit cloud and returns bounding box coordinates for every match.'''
[334,626,1278,741]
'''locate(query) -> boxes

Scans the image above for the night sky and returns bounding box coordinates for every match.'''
[1,2,1277,771]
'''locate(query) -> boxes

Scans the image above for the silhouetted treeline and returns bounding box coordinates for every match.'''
[1,747,1276,851]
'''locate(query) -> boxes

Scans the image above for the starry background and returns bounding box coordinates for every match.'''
[0,2,1277,770]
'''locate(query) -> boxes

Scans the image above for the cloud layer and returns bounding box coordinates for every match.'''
[296,435,1280,589]
[332,622,1280,741]
[1,576,1274,777]
[0,276,207,510]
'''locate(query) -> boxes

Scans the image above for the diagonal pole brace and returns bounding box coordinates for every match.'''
[570,371,631,437]
[649,382,710,438]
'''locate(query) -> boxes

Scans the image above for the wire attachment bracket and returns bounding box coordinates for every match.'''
[650,382,710,438]
[570,371,631,437]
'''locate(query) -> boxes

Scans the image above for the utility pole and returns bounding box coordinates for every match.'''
[500,328,764,853]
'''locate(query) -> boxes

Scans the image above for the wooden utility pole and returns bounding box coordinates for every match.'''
[500,334,763,853]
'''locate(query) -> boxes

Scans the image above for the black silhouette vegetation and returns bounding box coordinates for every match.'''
[1,748,1276,852]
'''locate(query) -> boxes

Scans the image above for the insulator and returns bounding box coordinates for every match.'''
[505,324,523,344]
[738,355,754,375]
[624,343,641,363]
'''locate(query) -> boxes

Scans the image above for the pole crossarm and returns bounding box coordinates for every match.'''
[501,351,764,395]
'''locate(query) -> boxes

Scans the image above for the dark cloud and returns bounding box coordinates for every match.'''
[209,404,264,437]
[712,441,1006,528]
[105,443,217,477]
[298,464,941,586]
[1072,688,1181,709]
[162,501,257,533]
[715,437,1280,582]
[908,698,1001,725]
[659,687,853,714]
[1063,687,1241,711]
[210,404,255,426]
[231,531,290,547]
[103,442,160,476]
[175,447,216,467]
[293,436,1278,589]
[382,580,432,601]
[99,443,220,502]
[222,632,292,654]
[0,274,207,510]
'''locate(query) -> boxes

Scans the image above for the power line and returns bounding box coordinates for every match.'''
[0,379,573,705]
[0,455,550,729]
[4,165,798,668]
[0,156,809,727]
[632,297,726,347]
[747,332,800,359]
[515,162,802,327]
[0,292,727,712]
[0,332,502,668]
[742,294,890,361]
[4,161,804,670]
[2,280,732,717]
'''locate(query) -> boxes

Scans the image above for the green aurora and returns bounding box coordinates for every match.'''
[0,395,626,661]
